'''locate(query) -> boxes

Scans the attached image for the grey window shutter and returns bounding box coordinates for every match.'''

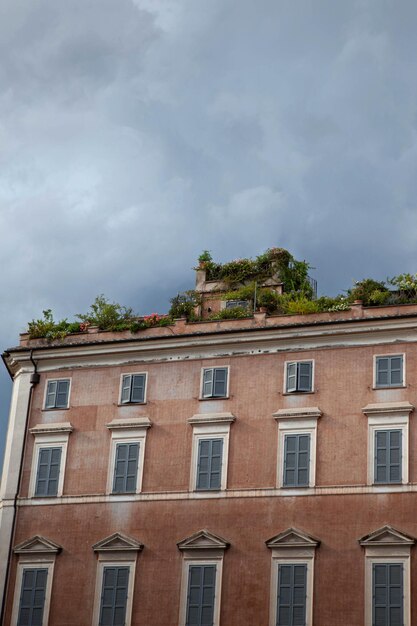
[298,362,312,392]
[277,563,307,626]
[375,430,402,484]
[113,443,139,493]
[55,380,70,408]
[286,363,297,393]
[186,565,216,626]
[283,435,310,487]
[121,375,132,404]
[45,380,57,408]
[373,563,403,626]
[213,368,227,397]
[35,447,62,497]
[376,357,389,387]
[99,566,129,626]
[131,374,145,403]
[203,369,214,398]
[390,356,403,386]
[196,439,223,490]
[17,568,48,626]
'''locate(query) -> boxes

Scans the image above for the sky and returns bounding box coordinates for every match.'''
[1,0,417,462]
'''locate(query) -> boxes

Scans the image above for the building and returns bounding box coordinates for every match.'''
[0,268,417,625]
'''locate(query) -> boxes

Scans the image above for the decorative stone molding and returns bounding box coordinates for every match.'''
[358,525,415,547]
[92,532,143,553]
[187,412,236,426]
[177,529,230,551]
[29,422,73,435]
[362,401,414,417]
[273,407,322,421]
[106,417,152,430]
[266,527,320,549]
[14,535,62,555]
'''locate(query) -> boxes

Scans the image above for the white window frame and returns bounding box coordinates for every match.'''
[106,418,151,495]
[179,555,224,626]
[274,409,322,489]
[283,360,314,394]
[118,372,148,405]
[200,366,230,400]
[373,353,406,389]
[363,547,411,626]
[43,377,71,410]
[28,424,73,498]
[269,554,314,626]
[92,554,137,626]
[188,414,235,492]
[362,403,413,486]
[11,558,56,626]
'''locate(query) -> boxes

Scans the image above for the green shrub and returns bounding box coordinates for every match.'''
[169,291,201,320]
[285,298,321,315]
[77,295,134,331]
[208,307,250,320]
[347,279,389,306]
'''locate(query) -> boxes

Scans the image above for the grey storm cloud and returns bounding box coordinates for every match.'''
[1,0,417,458]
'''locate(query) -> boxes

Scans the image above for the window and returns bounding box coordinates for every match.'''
[29,423,73,498]
[44,379,70,409]
[225,300,249,310]
[274,407,322,490]
[283,434,310,488]
[276,563,307,626]
[285,361,313,393]
[12,535,61,626]
[178,529,229,626]
[120,373,147,404]
[359,525,413,626]
[188,413,235,492]
[35,447,62,497]
[106,418,151,495]
[201,367,229,399]
[373,563,403,626]
[92,532,143,626]
[196,439,223,491]
[266,528,319,626]
[17,567,48,626]
[113,443,139,494]
[99,566,130,626]
[374,430,401,484]
[362,402,413,486]
[375,355,404,388]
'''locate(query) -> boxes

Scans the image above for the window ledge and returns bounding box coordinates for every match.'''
[273,407,322,421]
[283,391,315,396]
[362,401,414,416]
[199,396,229,401]
[373,385,406,390]
[188,412,235,426]
[106,417,152,430]
[29,422,73,435]
[42,407,69,412]
[117,402,147,407]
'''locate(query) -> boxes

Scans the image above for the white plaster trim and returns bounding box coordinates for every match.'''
[199,365,230,399]
[283,359,315,394]
[189,421,233,491]
[29,428,72,498]
[10,556,56,626]
[373,352,406,389]
[91,554,137,626]
[118,371,148,405]
[268,548,315,626]
[273,407,322,421]
[363,549,411,626]
[178,555,224,626]
[106,426,149,495]
[106,417,152,430]
[187,412,236,425]
[366,413,409,485]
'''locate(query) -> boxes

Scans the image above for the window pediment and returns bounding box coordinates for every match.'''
[359,525,415,547]
[14,535,62,554]
[177,529,230,551]
[92,532,143,552]
[273,407,322,421]
[362,402,414,417]
[266,527,320,549]
[188,413,236,426]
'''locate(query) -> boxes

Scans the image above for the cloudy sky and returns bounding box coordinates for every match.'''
[1,0,417,460]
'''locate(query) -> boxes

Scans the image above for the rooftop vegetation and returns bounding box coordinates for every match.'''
[26,249,417,340]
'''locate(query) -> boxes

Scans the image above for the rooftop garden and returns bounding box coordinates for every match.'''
[26,248,417,340]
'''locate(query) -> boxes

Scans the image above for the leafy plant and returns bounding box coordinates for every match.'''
[208,307,250,320]
[285,298,321,315]
[77,295,134,331]
[347,279,389,306]
[27,310,81,340]
[389,273,417,300]
[169,291,201,320]
[257,289,281,313]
